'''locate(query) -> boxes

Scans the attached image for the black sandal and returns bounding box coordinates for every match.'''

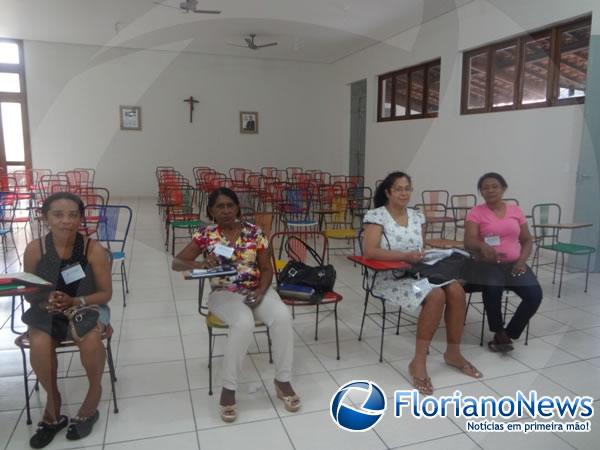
[29,415,68,449]
[66,410,99,440]
[488,332,514,353]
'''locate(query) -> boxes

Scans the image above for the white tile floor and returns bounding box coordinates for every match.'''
[1,196,599,449]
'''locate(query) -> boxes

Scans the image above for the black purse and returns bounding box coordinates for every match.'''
[63,305,101,342]
[277,236,336,303]
[406,252,470,285]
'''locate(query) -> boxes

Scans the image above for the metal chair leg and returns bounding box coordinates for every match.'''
[208,327,213,395]
[379,303,386,363]
[334,302,340,360]
[558,253,565,298]
[19,345,32,424]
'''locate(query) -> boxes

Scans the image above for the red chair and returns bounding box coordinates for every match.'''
[270,231,342,359]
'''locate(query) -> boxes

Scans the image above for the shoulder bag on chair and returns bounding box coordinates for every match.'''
[276,236,336,303]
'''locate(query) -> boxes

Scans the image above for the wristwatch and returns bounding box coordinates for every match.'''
[79,296,86,306]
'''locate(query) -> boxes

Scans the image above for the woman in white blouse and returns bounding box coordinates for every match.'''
[363,172,481,394]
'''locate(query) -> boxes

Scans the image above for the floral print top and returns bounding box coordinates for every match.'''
[192,221,268,291]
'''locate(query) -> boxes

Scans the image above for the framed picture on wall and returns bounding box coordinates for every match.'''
[120,105,142,130]
[240,111,258,134]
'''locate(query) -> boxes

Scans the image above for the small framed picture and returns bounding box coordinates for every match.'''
[120,105,142,130]
[240,111,258,134]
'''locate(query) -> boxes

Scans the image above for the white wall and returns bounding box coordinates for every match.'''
[333,0,599,220]
[25,41,344,195]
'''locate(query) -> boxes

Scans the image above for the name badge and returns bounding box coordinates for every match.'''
[61,263,86,285]
[214,244,235,259]
[484,235,501,247]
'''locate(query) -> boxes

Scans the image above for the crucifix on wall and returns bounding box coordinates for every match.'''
[183,96,199,123]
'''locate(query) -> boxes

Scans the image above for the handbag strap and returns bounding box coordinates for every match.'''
[285,235,324,266]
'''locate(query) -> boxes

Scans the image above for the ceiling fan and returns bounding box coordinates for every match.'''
[228,34,278,50]
[154,0,221,14]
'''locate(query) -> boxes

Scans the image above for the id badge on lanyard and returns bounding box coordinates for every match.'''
[61,263,86,285]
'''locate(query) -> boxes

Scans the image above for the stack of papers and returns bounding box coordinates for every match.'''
[190,265,237,278]
[422,248,469,266]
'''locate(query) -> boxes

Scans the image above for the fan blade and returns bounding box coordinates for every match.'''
[193,9,221,14]
[255,42,278,48]
[153,1,180,9]
[227,43,250,48]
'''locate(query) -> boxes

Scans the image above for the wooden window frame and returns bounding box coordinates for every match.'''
[377,58,441,122]
[460,15,591,115]
[0,38,32,171]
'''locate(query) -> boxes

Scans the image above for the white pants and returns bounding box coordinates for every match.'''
[208,287,294,391]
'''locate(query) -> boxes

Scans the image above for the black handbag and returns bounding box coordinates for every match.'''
[277,236,336,303]
[407,252,470,285]
[63,305,101,342]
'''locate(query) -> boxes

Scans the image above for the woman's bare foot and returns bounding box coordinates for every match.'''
[408,359,433,395]
[274,380,296,397]
[220,387,236,406]
[443,352,482,378]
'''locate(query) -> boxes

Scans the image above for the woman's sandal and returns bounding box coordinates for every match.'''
[66,410,99,440]
[408,364,433,395]
[443,355,483,379]
[274,383,301,412]
[220,404,237,423]
[488,333,514,353]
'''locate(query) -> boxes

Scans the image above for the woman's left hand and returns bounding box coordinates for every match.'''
[244,290,265,309]
[511,261,527,277]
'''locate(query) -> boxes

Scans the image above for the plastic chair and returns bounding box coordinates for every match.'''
[270,231,342,360]
[531,203,595,298]
[97,205,133,307]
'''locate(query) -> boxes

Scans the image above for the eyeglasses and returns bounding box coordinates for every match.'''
[390,187,413,193]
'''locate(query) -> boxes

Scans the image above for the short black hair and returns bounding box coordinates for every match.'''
[206,187,241,220]
[373,171,412,208]
[477,172,508,191]
[41,192,85,217]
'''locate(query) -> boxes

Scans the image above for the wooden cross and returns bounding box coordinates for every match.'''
[183,96,199,123]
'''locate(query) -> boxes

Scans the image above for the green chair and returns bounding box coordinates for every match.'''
[531,203,595,298]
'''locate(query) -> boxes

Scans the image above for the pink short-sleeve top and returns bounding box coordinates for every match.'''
[466,203,526,263]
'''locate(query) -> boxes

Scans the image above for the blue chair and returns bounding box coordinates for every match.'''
[0,191,21,272]
[97,205,133,306]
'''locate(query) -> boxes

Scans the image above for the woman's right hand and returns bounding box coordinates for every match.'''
[403,250,424,264]
[199,253,220,269]
[479,244,498,262]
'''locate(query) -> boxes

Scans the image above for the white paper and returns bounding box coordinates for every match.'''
[214,244,234,259]
[484,235,501,247]
[0,272,51,285]
[61,264,86,284]
[422,248,470,265]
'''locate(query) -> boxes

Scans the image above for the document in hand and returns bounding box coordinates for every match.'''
[422,248,470,266]
[190,264,237,278]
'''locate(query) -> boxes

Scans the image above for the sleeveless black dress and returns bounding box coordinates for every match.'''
[22,233,109,340]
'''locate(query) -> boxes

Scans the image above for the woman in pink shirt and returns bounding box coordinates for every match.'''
[464,173,542,352]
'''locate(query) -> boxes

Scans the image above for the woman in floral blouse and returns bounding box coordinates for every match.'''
[173,187,299,422]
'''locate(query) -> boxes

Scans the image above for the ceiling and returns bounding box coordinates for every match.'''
[0,0,474,63]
